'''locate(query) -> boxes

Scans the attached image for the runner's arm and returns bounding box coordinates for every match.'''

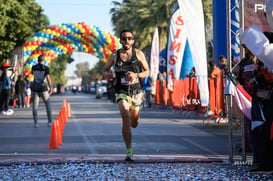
[102,52,116,80]
[135,50,150,79]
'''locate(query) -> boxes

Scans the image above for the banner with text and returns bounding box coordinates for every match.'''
[166,3,187,91]
[178,0,209,106]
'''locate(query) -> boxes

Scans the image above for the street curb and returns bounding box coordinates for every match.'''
[0,154,224,166]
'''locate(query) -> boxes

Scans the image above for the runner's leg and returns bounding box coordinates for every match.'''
[130,109,140,128]
[117,99,132,149]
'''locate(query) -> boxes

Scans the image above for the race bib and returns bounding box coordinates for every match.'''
[121,77,139,85]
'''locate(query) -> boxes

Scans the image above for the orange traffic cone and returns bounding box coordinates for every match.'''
[63,98,67,107]
[48,121,60,149]
[57,113,64,134]
[63,103,68,117]
[61,109,67,124]
[56,119,63,145]
[67,103,71,117]
[63,98,67,112]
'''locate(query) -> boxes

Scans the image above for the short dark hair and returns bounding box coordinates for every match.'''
[209,60,216,67]
[218,55,226,61]
[120,29,133,38]
[38,55,45,63]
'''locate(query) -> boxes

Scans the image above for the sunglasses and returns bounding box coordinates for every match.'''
[121,36,133,41]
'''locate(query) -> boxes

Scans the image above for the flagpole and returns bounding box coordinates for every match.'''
[239,0,246,162]
[226,0,233,162]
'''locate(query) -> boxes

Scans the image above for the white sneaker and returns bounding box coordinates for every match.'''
[1,111,7,115]
[5,109,14,116]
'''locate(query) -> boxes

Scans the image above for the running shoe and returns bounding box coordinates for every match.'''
[125,150,134,161]
[4,109,14,116]
[124,156,134,161]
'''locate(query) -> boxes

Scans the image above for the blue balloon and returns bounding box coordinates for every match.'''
[45,34,50,38]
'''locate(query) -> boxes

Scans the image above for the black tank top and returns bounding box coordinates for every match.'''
[114,48,143,95]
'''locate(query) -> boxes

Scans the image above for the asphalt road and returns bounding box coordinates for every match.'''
[0,91,246,160]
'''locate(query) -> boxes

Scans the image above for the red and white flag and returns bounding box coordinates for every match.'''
[226,73,265,130]
[233,83,252,120]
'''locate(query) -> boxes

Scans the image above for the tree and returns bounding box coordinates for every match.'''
[88,61,105,81]
[203,0,213,60]
[0,0,49,61]
[110,0,213,57]
[75,61,91,86]
[110,0,176,50]
[49,53,74,85]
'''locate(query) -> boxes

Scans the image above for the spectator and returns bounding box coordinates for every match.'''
[188,67,196,78]
[25,78,31,108]
[218,55,227,71]
[208,60,222,116]
[250,60,273,172]
[236,45,260,163]
[158,71,166,107]
[209,61,221,78]
[249,32,273,172]
[143,76,152,108]
[0,63,14,115]
[15,75,26,108]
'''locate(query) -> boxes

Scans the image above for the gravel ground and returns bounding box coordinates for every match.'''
[0,162,273,181]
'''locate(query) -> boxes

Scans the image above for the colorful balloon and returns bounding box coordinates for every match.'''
[22,22,121,80]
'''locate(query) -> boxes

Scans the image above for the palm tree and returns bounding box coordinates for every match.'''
[110,0,212,51]
[110,0,176,50]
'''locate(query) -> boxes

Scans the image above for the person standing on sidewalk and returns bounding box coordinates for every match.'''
[15,75,26,108]
[236,46,260,159]
[143,76,152,108]
[25,77,31,108]
[102,29,150,161]
[0,63,14,115]
[31,55,53,128]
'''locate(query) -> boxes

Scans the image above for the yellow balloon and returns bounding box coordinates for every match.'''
[25,46,31,51]
[80,28,85,33]
[106,37,112,44]
[29,76,34,82]
[84,48,88,53]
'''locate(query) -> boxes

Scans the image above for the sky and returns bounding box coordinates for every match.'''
[35,0,121,73]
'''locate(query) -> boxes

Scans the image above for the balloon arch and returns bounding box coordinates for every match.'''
[23,22,121,81]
